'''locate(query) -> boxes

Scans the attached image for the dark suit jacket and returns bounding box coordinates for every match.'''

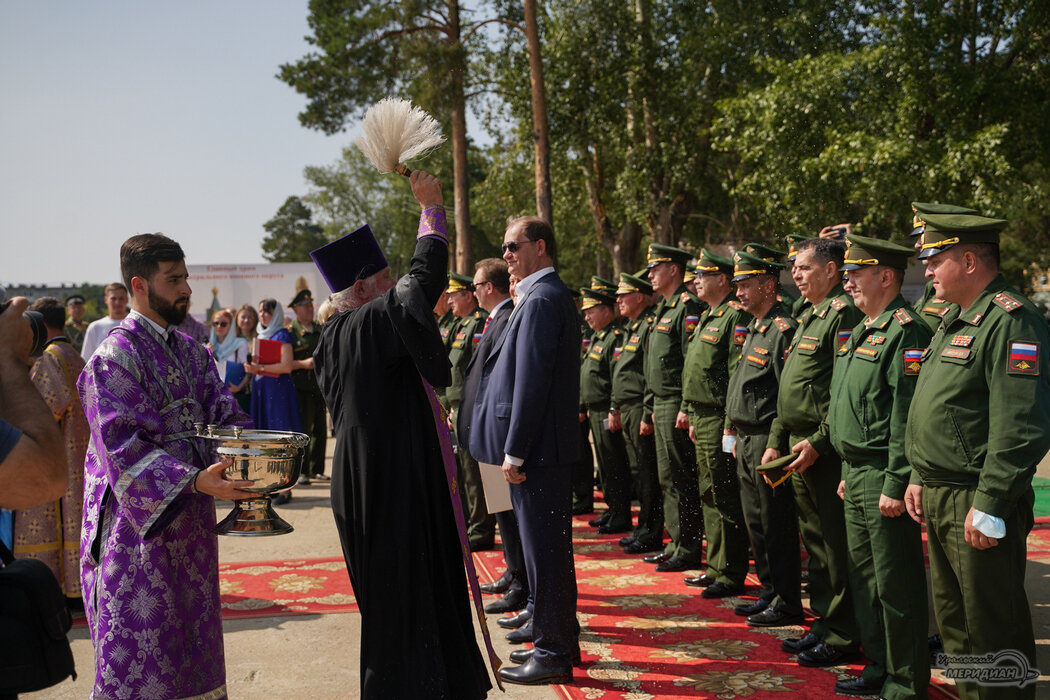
[469,271,582,468]
[456,299,512,448]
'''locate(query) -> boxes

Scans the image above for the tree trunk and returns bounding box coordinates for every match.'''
[523,0,553,224]
[448,0,472,273]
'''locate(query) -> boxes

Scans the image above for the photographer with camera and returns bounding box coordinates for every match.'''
[0,296,66,509]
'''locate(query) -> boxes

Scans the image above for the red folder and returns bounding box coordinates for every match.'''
[252,338,282,378]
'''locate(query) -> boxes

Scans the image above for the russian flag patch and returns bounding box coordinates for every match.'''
[734,325,748,345]
[903,348,924,375]
[1007,341,1039,375]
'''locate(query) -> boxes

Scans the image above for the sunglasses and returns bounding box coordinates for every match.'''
[213,320,229,327]
[501,239,537,254]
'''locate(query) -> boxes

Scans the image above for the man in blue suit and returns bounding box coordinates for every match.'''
[470,216,582,685]
[457,258,528,617]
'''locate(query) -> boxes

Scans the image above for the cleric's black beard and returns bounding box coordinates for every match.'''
[150,289,189,326]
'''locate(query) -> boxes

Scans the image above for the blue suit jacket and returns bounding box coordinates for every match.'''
[456,299,512,448]
[469,271,582,468]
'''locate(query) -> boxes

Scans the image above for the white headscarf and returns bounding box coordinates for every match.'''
[209,322,249,363]
[256,300,286,340]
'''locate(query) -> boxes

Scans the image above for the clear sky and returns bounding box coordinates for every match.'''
[1,1,346,287]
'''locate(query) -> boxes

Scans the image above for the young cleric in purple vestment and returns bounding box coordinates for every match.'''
[78,233,255,700]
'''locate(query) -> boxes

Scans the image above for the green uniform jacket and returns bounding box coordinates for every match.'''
[827,296,932,500]
[611,305,658,414]
[912,280,954,332]
[65,320,88,353]
[777,285,799,309]
[446,307,487,406]
[905,275,1050,517]
[644,285,704,412]
[791,296,812,322]
[725,303,797,438]
[681,296,751,409]
[438,310,457,349]
[290,319,324,396]
[771,284,864,455]
[580,322,623,409]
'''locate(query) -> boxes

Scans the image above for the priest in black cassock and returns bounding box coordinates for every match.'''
[310,171,491,700]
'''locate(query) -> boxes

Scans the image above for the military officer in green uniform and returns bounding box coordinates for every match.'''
[684,263,698,297]
[433,286,456,408]
[289,289,329,483]
[827,235,932,698]
[725,251,803,627]
[570,287,598,515]
[769,237,862,666]
[445,272,493,550]
[905,213,1049,700]
[64,293,89,354]
[743,243,798,310]
[643,243,705,572]
[611,273,664,553]
[579,286,631,533]
[785,234,815,320]
[908,202,978,330]
[680,249,751,598]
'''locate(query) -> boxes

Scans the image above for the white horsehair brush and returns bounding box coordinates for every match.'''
[355,98,445,177]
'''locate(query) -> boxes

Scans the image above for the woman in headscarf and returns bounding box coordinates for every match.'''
[208,308,251,412]
[243,299,301,432]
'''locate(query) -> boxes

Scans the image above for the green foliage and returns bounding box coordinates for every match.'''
[261,197,329,263]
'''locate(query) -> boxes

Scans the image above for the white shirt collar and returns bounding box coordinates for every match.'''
[490,297,513,314]
[515,266,556,301]
[129,310,172,341]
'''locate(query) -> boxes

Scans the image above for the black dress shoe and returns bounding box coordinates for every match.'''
[797,642,858,667]
[747,607,805,628]
[833,676,885,696]
[505,619,533,643]
[701,581,744,599]
[683,574,715,588]
[587,514,610,527]
[571,502,594,516]
[499,656,571,685]
[655,556,695,572]
[624,540,663,554]
[618,536,637,547]
[733,599,769,617]
[597,522,631,535]
[643,551,672,564]
[484,587,527,614]
[780,631,821,653]
[509,648,582,666]
[497,608,532,629]
[479,574,512,595]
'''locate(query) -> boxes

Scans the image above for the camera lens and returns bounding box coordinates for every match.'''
[24,310,47,357]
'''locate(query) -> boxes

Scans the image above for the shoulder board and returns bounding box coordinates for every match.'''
[893,308,912,325]
[680,291,691,304]
[773,317,791,331]
[829,297,847,311]
[727,300,744,311]
[992,292,1023,313]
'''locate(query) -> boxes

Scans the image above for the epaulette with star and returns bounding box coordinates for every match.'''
[773,317,791,332]
[992,292,1022,313]
[829,297,847,311]
[893,308,913,325]
[727,300,744,311]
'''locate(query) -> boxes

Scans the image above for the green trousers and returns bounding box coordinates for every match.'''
[789,432,858,649]
[587,406,632,529]
[923,484,1036,700]
[844,465,929,699]
[297,391,328,477]
[620,401,663,545]
[689,407,748,585]
[653,398,702,562]
[572,419,595,511]
[736,429,801,613]
[451,406,495,543]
